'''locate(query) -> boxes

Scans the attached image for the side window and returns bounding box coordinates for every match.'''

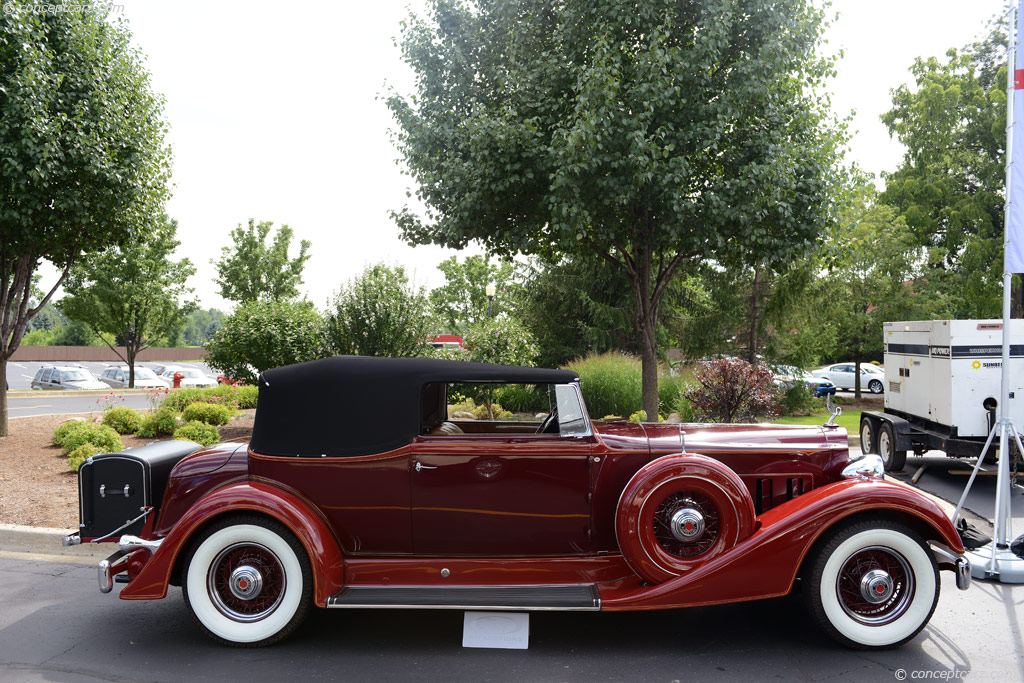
[115,370,125,381]
[555,384,589,437]
[33,368,43,381]
[40,368,53,383]
[51,371,62,384]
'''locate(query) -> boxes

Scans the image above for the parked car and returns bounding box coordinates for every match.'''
[157,366,216,388]
[63,357,969,649]
[30,365,107,391]
[812,363,886,394]
[772,365,837,397]
[99,365,169,389]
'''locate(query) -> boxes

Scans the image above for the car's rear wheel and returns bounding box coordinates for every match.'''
[868,379,884,394]
[183,515,312,647]
[878,423,907,472]
[804,521,938,649]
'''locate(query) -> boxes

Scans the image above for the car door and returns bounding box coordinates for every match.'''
[409,385,593,556]
[827,364,851,388]
[47,369,61,389]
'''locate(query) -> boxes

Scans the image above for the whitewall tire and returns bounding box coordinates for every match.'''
[183,516,312,647]
[805,521,938,649]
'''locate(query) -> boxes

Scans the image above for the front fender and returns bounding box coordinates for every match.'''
[119,480,346,607]
[600,479,964,610]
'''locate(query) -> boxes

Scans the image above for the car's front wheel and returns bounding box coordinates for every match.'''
[804,521,938,649]
[868,379,884,394]
[183,515,312,647]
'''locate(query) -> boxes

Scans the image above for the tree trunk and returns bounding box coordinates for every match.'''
[640,312,659,421]
[127,346,136,389]
[853,357,862,401]
[747,265,761,364]
[0,360,7,437]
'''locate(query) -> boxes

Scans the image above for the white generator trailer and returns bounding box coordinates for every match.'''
[860,319,1024,471]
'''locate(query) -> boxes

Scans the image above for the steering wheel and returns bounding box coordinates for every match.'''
[535,408,559,434]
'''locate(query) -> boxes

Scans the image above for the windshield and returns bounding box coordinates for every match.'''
[133,368,157,379]
[179,369,203,378]
[62,370,93,382]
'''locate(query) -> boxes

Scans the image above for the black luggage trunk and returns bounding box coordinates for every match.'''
[78,441,202,540]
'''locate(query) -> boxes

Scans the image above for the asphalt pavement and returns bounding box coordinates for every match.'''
[0,554,1019,683]
[7,392,153,418]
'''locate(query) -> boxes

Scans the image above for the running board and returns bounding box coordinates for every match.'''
[327,584,601,611]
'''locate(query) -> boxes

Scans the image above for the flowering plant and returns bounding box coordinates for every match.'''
[683,358,781,423]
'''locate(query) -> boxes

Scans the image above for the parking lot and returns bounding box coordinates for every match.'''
[4,360,217,391]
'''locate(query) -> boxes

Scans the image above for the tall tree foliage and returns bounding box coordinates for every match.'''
[59,219,197,387]
[213,219,311,303]
[0,3,171,434]
[880,18,1014,318]
[326,264,435,358]
[429,254,515,333]
[388,0,842,418]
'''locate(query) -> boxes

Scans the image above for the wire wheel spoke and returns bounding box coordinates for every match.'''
[836,546,915,626]
[208,542,286,622]
[653,491,719,558]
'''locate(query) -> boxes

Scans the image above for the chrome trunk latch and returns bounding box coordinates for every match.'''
[99,484,131,498]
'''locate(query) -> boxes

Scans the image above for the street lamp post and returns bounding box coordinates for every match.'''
[486,283,496,318]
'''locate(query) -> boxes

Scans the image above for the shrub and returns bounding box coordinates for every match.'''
[68,443,103,472]
[676,396,698,422]
[160,387,208,412]
[494,384,548,413]
[472,402,513,421]
[235,384,258,409]
[60,424,122,456]
[182,402,233,426]
[52,420,88,447]
[566,352,642,419]
[658,372,687,419]
[172,421,221,447]
[135,408,180,438]
[629,410,664,423]
[683,359,780,423]
[779,383,817,416]
[102,406,143,434]
[463,316,539,367]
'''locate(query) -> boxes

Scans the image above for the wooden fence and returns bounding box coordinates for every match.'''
[9,346,207,362]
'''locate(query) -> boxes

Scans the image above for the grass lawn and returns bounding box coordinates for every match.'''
[771,409,861,433]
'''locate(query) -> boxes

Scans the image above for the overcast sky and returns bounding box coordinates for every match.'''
[61,0,1007,311]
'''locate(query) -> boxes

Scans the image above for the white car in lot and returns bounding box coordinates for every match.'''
[157,366,217,389]
[98,365,169,389]
[812,362,885,394]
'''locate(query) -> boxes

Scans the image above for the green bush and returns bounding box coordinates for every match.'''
[566,352,642,418]
[182,402,233,426]
[52,420,88,447]
[135,408,180,437]
[160,387,208,412]
[779,383,817,416]
[102,406,143,434]
[494,384,548,413]
[60,424,122,456]
[629,410,665,423]
[172,421,221,447]
[471,402,513,421]
[68,442,103,472]
[676,396,698,422]
[658,373,687,418]
[235,385,258,409]
[160,385,253,412]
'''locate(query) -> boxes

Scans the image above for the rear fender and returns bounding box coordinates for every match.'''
[600,479,963,610]
[119,480,345,607]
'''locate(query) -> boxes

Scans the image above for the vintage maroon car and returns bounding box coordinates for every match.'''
[63,357,970,649]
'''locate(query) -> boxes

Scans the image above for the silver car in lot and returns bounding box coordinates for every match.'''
[98,365,169,389]
[811,362,885,394]
[157,366,217,389]
[30,365,108,391]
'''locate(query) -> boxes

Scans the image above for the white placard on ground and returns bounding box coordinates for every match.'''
[462,611,529,649]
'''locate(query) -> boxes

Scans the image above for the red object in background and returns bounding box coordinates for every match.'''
[427,334,466,349]
[172,372,183,389]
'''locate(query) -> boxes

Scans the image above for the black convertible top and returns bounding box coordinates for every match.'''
[249,356,579,457]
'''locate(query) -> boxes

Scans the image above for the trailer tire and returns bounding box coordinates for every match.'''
[878,423,906,472]
[859,418,877,455]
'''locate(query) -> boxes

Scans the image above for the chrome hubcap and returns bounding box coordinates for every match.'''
[670,508,705,541]
[859,569,894,604]
[229,565,263,601]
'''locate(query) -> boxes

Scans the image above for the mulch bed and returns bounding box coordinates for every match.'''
[0,410,254,529]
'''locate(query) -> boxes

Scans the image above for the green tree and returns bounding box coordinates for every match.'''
[463,316,538,367]
[880,18,1014,318]
[388,0,842,419]
[825,185,944,398]
[213,219,311,303]
[182,307,226,346]
[1,3,171,434]
[429,255,515,332]
[205,299,325,385]
[59,219,197,387]
[326,264,435,358]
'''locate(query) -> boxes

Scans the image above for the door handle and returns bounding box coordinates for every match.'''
[414,462,437,472]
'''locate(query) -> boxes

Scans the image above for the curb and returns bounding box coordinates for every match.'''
[0,523,111,563]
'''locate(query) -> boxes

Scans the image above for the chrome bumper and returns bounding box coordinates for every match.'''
[62,533,80,546]
[931,543,972,591]
[98,550,129,593]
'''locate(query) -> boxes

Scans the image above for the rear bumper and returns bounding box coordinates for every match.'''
[931,543,971,590]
